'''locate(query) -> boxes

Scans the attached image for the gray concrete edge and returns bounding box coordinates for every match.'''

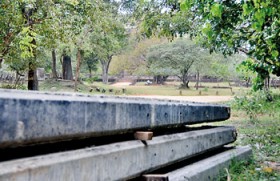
[168,146,252,181]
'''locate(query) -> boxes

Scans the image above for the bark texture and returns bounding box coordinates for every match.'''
[62,55,73,80]
[51,49,58,79]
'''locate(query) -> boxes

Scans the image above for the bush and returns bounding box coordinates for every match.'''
[16,84,27,90]
[0,84,14,89]
[232,90,270,121]
[84,76,99,83]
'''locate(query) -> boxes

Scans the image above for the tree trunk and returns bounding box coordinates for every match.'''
[162,76,168,84]
[51,49,58,79]
[21,3,38,90]
[101,62,109,84]
[182,80,190,89]
[101,56,112,84]
[181,74,189,89]
[196,71,199,90]
[27,34,38,90]
[265,76,270,91]
[62,55,73,80]
[153,76,157,84]
[14,72,20,89]
[267,77,270,89]
[153,75,168,84]
[74,49,82,91]
[89,69,92,78]
[154,76,161,84]
[28,61,38,90]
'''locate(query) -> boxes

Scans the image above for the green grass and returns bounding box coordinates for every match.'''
[213,94,280,180]
[216,159,280,181]
[39,79,96,93]
[124,81,248,96]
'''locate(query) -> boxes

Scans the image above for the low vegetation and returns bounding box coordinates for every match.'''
[215,93,280,180]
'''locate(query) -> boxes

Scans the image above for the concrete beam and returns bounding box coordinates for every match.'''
[144,146,252,181]
[0,126,236,181]
[0,89,230,147]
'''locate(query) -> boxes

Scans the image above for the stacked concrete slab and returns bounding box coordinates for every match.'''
[0,89,251,180]
[0,89,230,148]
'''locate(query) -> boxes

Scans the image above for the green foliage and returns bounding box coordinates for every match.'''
[219,94,280,180]
[126,0,193,38]
[110,36,167,76]
[16,84,27,90]
[147,38,211,87]
[19,27,37,59]
[87,2,127,83]
[0,84,14,89]
[236,58,272,91]
[84,53,99,73]
[90,19,126,62]
[252,75,265,91]
[210,3,223,18]
[0,0,128,88]
[232,90,272,121]
[211,61,228,78]
[236,59,257,86]
[0,1,23,58]
[84,76,99,84]
[180,0,280,80]
[132,0,280,89]
[203,87,208,92]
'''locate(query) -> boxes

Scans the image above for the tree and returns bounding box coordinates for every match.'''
[179,0,280,89]
[0,0,90,90]
[109,35,167,76]
[90,6,127,84]
[147,38,209,88]
[120,0,193,38]
[54,1,98,90]
[127,0,280,90]
[0,0,110,90]
[54,0,125,89]
[0,0,127,90]
[191,51,215,90]
[51,49,58,79]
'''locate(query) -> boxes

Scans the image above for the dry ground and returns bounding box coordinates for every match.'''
[128,95,233,103]
[112,81,234,103]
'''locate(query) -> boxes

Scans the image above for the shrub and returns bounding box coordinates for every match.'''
[85,76,99,83]
[232,90,270,121]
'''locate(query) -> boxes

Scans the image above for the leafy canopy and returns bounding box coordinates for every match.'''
[180,0,280,77]
[147,38,213,87]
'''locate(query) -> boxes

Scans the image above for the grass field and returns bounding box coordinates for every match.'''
[39,79,251,96]
[214,94,280,180]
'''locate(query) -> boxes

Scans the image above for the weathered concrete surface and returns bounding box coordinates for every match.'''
[144,146,252,181]
[0,89,230,147]
[0,126,236,181]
